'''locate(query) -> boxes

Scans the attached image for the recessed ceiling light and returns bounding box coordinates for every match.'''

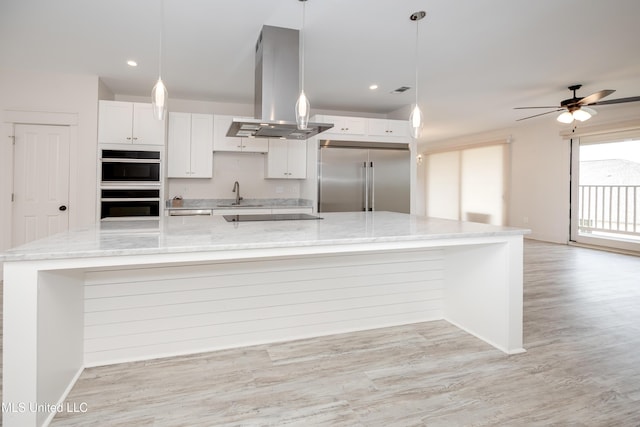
[369,84,378,90]
[127,60,138,67]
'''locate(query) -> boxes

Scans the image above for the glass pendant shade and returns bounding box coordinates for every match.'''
[295,90,310,130]
[409,104,423,139]
[151,0,167,121]
[556,111,574,124]
[572,108,591,122]
[152,77,167,121]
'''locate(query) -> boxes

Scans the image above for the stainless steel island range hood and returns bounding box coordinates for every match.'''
[227,25,333,140]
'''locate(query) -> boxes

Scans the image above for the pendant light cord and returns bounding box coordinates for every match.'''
[300,0,306,93]
[159,0,164,79]
[414,17,419,108]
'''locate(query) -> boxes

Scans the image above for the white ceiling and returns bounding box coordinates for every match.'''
[2,0,640,142]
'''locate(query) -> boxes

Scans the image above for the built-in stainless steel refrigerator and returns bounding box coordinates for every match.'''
[318,140,410,213]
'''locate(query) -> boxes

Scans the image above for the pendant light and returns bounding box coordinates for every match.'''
[409,11,426,139]
[295,0,310,130]
[151,0,168,121]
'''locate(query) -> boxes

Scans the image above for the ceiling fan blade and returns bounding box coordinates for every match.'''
[516,109,563,121]
[578,89,615,105]
[588,95,640,106]
[514,106,560,109]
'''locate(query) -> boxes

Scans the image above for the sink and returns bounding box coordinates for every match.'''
[216,203,264,208]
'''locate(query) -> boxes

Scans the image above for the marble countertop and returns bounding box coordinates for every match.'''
[0,212,529,262]
[166,198,313,210]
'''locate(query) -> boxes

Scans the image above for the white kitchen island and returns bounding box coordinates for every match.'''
[2,211,528,427]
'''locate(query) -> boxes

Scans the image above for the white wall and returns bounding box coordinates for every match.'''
[419,103,640,244]
[169,151,302,200]
[0,68,100,257]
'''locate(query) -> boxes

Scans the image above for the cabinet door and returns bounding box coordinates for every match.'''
[265,140,289,178]
[320,115,366,136]
[367,119,388,136]
[133,103,165,145]
[213,115,243,151]
[384,119,409,137]
[342,117,366,135]
[189,113,213,178]
[167,112,192,178]
[240,138,269,153]
[98,101,133,144]
[287,141,307,179]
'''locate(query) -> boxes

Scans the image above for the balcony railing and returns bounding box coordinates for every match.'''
[578,185,640,238]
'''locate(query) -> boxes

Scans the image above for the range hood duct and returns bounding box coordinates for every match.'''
[227,25,333,140]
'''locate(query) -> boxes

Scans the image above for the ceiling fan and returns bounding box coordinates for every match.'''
[515,84,640,123]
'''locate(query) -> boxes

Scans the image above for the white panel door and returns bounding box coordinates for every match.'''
[12,124,70,247]
[167,112,191,177]
[190,113,213,177]
[133,103,165,145]
[287,140,307,179]
[98,100,133,144]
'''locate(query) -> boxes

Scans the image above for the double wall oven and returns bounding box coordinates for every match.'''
[99,149,162,220]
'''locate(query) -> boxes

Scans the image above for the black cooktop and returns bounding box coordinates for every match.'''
[223,213,323,222]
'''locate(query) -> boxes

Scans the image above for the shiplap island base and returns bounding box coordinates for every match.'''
[1,211,529,427]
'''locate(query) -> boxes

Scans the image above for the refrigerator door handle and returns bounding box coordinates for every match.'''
[363,161,368,211]
[370,161,375,211]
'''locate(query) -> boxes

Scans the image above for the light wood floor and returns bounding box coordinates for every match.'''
[5,240,640,426]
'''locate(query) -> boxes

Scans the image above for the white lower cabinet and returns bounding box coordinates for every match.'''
[265,139,307,179]
[167,112,213,178]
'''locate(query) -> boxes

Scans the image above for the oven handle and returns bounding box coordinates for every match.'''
[100,158,161,163]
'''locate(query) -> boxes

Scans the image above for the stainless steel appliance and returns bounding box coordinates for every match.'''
[318,140,410,213]
[100,188,161,219]
[99,149,163,220]
[226,25,333,140]
[100,149,161,184]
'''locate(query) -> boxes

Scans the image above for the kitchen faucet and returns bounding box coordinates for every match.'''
[232,181,242,205]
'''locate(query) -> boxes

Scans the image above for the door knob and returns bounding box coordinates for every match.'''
[59,205,67,211]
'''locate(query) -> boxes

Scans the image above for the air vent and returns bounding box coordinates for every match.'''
[391,86,411,94]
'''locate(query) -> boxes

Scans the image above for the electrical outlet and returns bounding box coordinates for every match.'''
[275,186,284,194]
[523,216,529,224]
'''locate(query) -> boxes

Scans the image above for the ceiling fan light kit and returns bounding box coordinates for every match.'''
[516,84,640,123]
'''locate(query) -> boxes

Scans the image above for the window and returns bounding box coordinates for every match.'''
[570,130,640,251]
[425,144,507,225]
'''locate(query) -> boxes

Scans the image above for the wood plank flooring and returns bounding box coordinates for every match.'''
[4,240,640,426]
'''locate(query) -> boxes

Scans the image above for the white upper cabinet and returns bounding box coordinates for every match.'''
[213,115,268,153]
[265,139,307,179]
[167,112,213,178]
[313,115,410,143]
[98,100,165,145]
[317,115,366,136]
[367,118,409,138]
